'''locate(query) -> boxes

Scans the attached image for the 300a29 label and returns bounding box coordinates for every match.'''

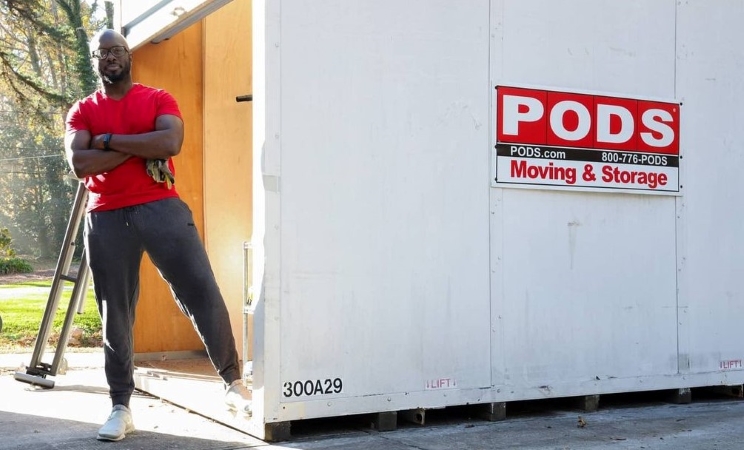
[282,378,343,398]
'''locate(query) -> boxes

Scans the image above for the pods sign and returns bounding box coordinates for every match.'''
[494,86,681,194]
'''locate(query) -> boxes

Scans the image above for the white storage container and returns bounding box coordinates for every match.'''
[247,0,744,439]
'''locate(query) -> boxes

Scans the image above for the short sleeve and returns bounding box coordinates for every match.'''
[156,90,183,120]
[65,101,88,133]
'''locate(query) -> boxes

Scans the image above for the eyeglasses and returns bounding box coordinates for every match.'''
[91,46,129,60]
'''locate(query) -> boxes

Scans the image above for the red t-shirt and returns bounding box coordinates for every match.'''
[65,83,182,212]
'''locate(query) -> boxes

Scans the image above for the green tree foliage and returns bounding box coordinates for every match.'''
[0,227,33,274]
[0,227,15,257]
[0,111,73,258]
[0,0,104,109]
[0,0,110,259]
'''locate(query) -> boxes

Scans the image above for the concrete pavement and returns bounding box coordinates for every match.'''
[3,351,744,449]
[1,351,264,449]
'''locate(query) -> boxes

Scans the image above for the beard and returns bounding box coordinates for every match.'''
[100,63,131,85]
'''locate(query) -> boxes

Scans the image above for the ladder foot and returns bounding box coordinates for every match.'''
[14,371,55,389]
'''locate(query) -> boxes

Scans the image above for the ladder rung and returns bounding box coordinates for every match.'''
[59,274,78,283]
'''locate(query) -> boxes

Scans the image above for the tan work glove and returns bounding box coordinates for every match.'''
[146,159,175,189]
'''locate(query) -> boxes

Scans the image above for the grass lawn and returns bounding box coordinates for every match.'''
[0,280,101,353]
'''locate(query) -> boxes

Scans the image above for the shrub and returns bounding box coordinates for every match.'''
[0,257,34,274]
[0,228,14,257]
[0,228,33,274]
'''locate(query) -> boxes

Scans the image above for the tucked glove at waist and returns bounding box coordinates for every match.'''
[146,159,175,189]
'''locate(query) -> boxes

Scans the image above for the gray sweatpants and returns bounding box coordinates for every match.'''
[84,197,241,407]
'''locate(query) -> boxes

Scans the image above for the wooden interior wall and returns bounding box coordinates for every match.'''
[130,23,205,353]
[203,0,254,360]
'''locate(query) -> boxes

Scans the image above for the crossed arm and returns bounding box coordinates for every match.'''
[64,114,184,178]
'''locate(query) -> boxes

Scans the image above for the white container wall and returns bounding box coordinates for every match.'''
[490,0,679,399]
[676,3,744,376]
[250,0,744,438]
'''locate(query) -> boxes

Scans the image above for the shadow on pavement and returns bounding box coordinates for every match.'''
[0,410,260,450]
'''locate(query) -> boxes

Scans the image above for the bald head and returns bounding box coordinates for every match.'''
[90,29,129,54]
[90,29,133,89]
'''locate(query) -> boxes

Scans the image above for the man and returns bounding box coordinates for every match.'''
[64,29,251,442]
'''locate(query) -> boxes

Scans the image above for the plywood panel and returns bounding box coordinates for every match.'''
[203,0,254,359]
[131,23,205,353]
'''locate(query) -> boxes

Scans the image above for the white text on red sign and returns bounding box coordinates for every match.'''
[496,86,680,155]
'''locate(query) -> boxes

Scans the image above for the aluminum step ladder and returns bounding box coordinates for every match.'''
[14,182,91,388]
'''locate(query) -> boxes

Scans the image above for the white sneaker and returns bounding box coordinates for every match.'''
[97,404,135,441]
[225,380,253,416]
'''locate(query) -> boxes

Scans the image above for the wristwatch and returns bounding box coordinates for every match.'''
[103,133,113,150]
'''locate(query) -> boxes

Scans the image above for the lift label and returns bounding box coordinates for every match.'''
[494,85,681,194]
[720,360,742,370]
[282,378,343,398]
